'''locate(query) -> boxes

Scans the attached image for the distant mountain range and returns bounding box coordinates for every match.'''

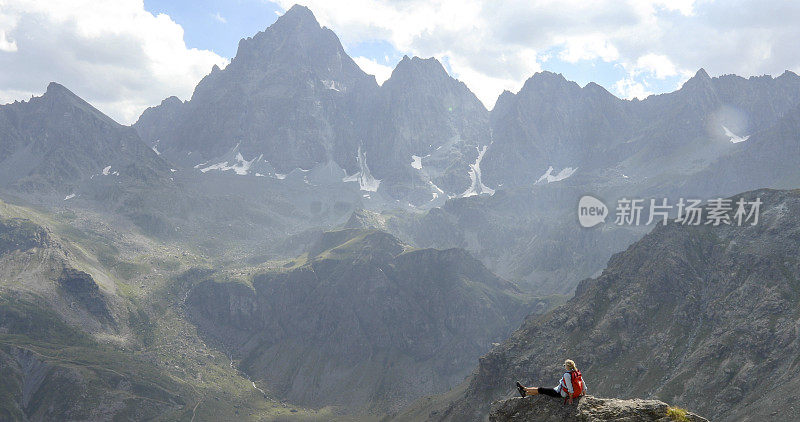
[129,4,800,294]
[132,5,800,209]
[2,4,797,214]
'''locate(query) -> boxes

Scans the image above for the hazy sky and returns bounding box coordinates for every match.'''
[1,0,799,124]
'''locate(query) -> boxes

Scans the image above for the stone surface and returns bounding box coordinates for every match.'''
[489,396,707,422]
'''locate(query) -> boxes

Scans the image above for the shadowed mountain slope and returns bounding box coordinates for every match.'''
[0,83,169,195]
[405,188,800,422]
[185,229,558,414]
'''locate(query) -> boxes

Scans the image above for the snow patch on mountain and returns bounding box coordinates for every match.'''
[722,125,749,143]
[461,145,494,197]
[429,180,446,200]
[535,166,577,184]
[321,79,342,92]
[343,146,381,192]
[64,193,75,200]
[197,143,276,176]
[102,166,111,176]
[200,152,262,175]
[411,155,422,170]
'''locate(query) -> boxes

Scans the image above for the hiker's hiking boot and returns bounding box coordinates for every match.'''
[515,381,526,397]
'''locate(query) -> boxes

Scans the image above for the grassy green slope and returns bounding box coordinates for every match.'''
[0,198,339,421]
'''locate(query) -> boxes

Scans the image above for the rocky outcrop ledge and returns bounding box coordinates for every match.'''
[489,395,708,422]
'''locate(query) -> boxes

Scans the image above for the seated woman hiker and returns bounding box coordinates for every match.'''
[516,359,587,404]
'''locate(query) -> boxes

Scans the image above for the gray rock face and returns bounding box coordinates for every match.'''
[385,186,647,296]
[134,7,490,204]
[675,101,800,198]
[484,68,800,189]
[489,396,707,422]
[484,72,636,188]
[382,68,800,295]
[0,217,52,256]
[0,82,168,194]
[136,5,378,175]
[364,55,490,201]
[185,229,544,413]
[343,208,391,231]
[430,188,800,422]
[57,268,114,326]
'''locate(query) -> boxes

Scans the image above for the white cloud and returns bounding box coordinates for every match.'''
[3,0,799,122]
[557,35,620,63]
[651,0,697,16]
[0,31,16,52]
[0,11,18,52]
[272,0,800,107]
[353,56,393,85]
[634,54,679,79]
[212,12,227,24]
[0,0,227,124]
[447,52,541,109]
[613,77,652,100]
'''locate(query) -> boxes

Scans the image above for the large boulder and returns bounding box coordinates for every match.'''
[489,396,707,422]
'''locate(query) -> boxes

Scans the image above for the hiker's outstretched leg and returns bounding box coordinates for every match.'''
[534,387,561,398]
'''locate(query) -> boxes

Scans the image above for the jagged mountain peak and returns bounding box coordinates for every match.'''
[382,55,482,110]
[680,67,714,91]
[137,3,377,172]
[273,4,321,31]
[397,55,445,70]
[41,82,89,105]
[498,89,514,98]
[159,95,182,107]
[492,89,517,110]
[386,55,452,86]
[231,3,349,72]
[44,81,74,97]
[527,70,571,83]
[35,82,118,126]
[583,80,611,94]
[694,67,711,79]
[517,70,582,97]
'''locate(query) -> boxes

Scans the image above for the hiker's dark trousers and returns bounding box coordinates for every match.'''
[538,387,561,398]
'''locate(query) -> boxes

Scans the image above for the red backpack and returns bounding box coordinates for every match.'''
[564,370,584,403]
